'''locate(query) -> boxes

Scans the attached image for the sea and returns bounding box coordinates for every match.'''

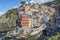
[0,32,19,40]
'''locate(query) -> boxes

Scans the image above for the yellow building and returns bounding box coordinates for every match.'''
[28,18,32,28]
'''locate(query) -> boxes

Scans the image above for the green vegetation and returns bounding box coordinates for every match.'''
[55,0,60,4]
[46,33,60,40]
[0,8,18,32]
[44,0,60,6]
[44,1,56,6]
[6,8,18,19]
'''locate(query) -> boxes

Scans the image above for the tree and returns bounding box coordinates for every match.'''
[21,1,25,6]
[55,0,60,5]
[44,1,56,6]
[6,8,18,19]
[55,0,60,6]
[54,0,60,12]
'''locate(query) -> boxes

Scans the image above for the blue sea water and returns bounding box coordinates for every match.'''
[0,32,19,40]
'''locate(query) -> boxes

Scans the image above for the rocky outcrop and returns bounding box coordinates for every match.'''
[0,8,18,32]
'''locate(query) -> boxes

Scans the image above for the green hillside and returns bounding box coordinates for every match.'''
[0,8,18,32]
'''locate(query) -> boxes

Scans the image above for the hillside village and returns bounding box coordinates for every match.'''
[6,0,56,39]
[0,0,60,40]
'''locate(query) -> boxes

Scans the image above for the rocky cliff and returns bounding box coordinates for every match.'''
[0,8,18,32]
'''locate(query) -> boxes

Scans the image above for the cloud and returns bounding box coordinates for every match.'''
[0,12,5,16]
[30,0,54,4]
[13,6,18,8]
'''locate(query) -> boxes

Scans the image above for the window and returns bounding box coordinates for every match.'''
[56,24,60,28]
[56,14,60,20]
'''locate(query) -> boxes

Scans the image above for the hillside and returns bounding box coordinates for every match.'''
[0,4,59,40]
[0,8,18,32]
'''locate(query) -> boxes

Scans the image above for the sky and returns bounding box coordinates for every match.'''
[32,0,53,4]
[0,0,53,16]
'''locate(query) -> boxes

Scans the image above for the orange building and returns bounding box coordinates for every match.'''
[20,14,29,28]
[24,5,29,11]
